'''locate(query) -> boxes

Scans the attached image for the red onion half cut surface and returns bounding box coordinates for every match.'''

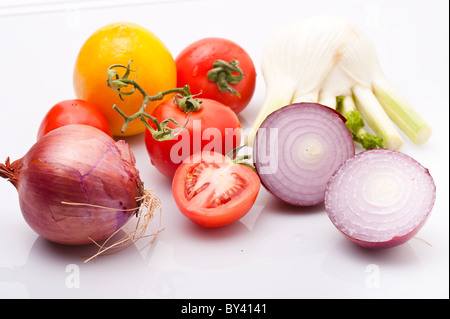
[253,103,355,206]
[325,149,436,249]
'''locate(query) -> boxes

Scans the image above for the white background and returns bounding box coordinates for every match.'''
[0,0,448,299]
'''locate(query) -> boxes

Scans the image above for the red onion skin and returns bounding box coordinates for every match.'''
[1,124,142,245]
[338,219,429,249]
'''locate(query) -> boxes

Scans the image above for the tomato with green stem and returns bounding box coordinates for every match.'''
[145,97,242,178]
[175,37,256,114]
[172,149,261,227]
[73,22,177,137]
[106,61,242,179]
[37,99,111,140]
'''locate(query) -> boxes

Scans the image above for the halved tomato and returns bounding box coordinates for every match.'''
[172,151,261,227]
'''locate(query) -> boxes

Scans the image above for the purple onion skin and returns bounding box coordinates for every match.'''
[340,222,428,249]
[2,124,142,245]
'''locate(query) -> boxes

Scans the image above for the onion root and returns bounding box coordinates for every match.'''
[78,189,164,263]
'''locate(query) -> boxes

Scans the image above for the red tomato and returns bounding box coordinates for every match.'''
[37,99,111,139]
[172,151,261,227]
[175,37,256,114]
[145,98,242,178]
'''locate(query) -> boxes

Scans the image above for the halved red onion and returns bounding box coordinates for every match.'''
[325,149,436,249]
[253,103,355,206]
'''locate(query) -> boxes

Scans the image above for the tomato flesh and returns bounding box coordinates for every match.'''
[184,161,249,208]
[172,152,260,227]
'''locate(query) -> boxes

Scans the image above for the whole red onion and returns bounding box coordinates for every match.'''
[0,124,144,245]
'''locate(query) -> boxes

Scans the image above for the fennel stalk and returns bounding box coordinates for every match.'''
[245,15,431,150]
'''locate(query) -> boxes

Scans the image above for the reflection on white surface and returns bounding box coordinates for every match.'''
[321,239,426,298]
[0,192,446,298]
[0,0,448,299]
[0,236,190,298]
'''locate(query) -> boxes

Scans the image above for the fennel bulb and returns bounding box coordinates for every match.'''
[245,15,431,150]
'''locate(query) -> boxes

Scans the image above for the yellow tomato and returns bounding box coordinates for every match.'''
[73,22,177,136]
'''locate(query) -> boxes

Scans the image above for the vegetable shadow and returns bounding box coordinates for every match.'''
[261,191,325,215]
[171,218,257,270]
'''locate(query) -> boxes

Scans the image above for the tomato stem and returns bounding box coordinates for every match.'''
[207,59,245,97]
[106,61,202,140]
[226,145,256,172]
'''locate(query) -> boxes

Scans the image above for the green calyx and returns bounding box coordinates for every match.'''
[207,59,245,97]
[226,145,256,172]
[106,60,202,140]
